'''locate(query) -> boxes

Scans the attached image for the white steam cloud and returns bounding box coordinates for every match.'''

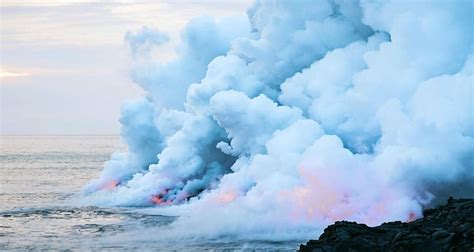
[82,0,474,240]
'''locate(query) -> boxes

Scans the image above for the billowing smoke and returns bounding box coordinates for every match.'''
[82,0,474,240]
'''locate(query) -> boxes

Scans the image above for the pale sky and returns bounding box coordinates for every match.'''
[0,0,251,135]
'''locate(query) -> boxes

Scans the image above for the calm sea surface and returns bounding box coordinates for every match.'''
[0,136,300,251]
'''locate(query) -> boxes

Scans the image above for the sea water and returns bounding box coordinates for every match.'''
[0,136,302,251]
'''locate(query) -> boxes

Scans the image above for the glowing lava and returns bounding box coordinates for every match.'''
[151,195,164,204]
[99,180,118,191]
[151,192,172,206]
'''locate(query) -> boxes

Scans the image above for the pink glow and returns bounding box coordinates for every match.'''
[99,180,118,191]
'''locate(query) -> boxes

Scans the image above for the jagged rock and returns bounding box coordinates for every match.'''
[299,198,474,252]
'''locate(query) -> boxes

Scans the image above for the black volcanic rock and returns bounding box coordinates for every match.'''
[299,198,474,252]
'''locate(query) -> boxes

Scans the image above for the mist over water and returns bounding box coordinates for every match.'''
[80,0,474,241]
[2,136,300,250]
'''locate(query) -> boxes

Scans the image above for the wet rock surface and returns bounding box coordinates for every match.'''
[299,198,474,252]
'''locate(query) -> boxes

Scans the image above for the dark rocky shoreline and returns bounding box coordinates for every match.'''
[299,198,474,251]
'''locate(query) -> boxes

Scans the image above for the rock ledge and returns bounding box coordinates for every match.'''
[299,198,474,251]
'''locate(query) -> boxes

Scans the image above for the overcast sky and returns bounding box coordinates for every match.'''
[0,0,251,135]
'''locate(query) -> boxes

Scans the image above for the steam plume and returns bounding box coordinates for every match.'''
[82,0,474,239]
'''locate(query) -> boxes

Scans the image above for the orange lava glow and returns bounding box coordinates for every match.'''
[99,180,118,191]
[151,195,164,204]
[151,195,172,205]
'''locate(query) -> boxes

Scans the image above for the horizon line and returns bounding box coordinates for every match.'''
[0,134,121,136]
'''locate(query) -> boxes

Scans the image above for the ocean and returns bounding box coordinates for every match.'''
[0,136,302,251]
